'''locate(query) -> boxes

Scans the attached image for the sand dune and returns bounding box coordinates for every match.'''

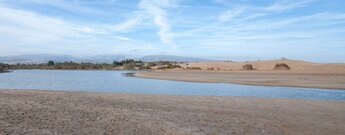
[136,60,345,89]
[180,59,345,73]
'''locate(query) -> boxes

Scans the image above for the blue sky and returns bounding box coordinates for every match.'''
[0,0,344,62]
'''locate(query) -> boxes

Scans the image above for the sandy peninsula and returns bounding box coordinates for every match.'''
[0,90,344,135]
[136,60,345,89]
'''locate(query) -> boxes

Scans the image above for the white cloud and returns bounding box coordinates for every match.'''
[112,35,134,41]
[0,6,80,44]
[218,7,245,22]
[0,5,140,56]
[110,0,176,45]
[113,12,146,32]
[138,0,174,44]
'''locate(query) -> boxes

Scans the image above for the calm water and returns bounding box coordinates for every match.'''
[0,70,344,100]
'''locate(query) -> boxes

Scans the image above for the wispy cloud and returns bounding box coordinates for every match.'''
[218,7,245,22]
[138,0,174,45]
[112,12,146,32]
[0,6,80,43]
[265,0,314,12]
[110,0,176,45]
[23,0,105,15]
[112,35,134,42]
[0,4,141,55]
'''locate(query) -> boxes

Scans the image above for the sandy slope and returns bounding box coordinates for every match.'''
[135,60,345,89]
[0,90,344,135]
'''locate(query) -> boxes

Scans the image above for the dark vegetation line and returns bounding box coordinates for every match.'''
[0,59,182,71]
[1,59,291,71]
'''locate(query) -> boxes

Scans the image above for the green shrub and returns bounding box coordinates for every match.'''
[47,61,55,66]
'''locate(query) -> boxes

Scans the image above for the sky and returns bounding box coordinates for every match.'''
[0,0,344,62]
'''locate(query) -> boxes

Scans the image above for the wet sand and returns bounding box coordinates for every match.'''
[1,90,344,135]
[135,71,345,89]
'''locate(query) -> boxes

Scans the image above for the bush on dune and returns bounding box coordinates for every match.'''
[243,64,254,70]
[274,63,291,70]
[157,64,182,70]
[186,67,202,70]
[207,67,214,70]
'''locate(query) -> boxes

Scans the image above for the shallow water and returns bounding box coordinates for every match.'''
[0,70,344,100]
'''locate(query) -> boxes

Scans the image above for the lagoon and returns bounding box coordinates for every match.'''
[0,70,344,100]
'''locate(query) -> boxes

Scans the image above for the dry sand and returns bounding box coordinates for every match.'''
[180,59,345,73]
[136,60,345,89]
[0,90,344,135]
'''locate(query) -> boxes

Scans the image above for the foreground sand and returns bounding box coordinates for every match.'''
[136,71,345,89]
[1,90,344,135]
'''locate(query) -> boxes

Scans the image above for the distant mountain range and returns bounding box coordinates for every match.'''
[139,55,209,62]
[0,54,76,64]
[0,54,210,64]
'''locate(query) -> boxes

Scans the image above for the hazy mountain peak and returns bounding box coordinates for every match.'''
[140,55,209,62]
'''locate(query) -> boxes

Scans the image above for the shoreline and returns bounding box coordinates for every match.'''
[2,88,344,101]
[1,89,344,134]
[0,70,12,73]
[134,71,345,90]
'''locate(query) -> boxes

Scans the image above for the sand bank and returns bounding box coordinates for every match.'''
[0,90,344,135]
[135,71,345,89]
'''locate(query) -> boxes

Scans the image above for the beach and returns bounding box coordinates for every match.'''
[1,90,344,135]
